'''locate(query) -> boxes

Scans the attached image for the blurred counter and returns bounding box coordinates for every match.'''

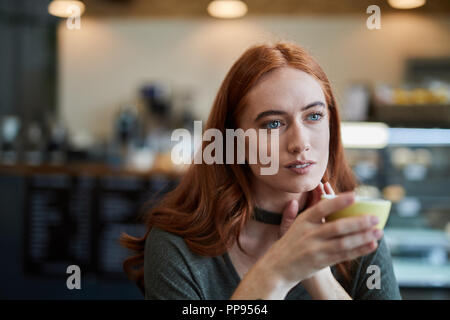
[0,161,182,179]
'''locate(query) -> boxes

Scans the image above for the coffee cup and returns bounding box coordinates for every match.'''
[321,194,391,230]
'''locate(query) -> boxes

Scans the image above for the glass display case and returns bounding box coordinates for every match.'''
[343,124,450,290]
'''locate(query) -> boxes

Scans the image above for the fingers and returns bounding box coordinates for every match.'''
[319,182,325,195]
[315,215,379,239]
[328,239,380,264]
[305,191,355,224]
[309,183,324,207]
[309,182,331,209]
[279,200,299,237]
[322,228,383,254]
[323,182,335,195]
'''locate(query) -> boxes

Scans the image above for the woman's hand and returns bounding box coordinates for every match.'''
[231,183,382,300]
[299,182,349,299]
[300,182,336,288]
[261,188,382,295]
[278,182,332,237]
[278,182,339,297]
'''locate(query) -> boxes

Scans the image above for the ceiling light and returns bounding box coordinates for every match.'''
[388,0,426,9]
[48,0,85,18]
[207,0,248,19]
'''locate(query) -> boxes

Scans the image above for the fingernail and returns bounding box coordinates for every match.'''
[372,229,383,238]
[345,192,354,204]
[291,199,299,209]
[371,216,379,225]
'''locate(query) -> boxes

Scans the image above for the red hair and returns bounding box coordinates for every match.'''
[120,41,358,295]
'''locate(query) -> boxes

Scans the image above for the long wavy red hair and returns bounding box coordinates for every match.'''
[120,41,358,296]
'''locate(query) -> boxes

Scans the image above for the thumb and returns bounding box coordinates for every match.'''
[279,200,299,238]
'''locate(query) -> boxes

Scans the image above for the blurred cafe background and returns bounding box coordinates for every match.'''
[1,0,450,299]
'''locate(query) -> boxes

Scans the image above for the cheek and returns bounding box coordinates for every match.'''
[317,134,330,171]
[319,135,330,157]
[313,123,330,150]
[246,132,279,163]
[309,126,330,167]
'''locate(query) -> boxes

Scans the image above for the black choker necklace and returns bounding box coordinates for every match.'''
[253,205,306,225]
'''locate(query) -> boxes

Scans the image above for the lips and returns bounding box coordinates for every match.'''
[285,160,316,175]
[285,160,316,169]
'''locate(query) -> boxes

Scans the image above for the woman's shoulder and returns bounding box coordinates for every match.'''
[347,236,402,299]
[144,227,203,299]
[147,226,183,244]
[143,226,237,299]
[145,226,190,257]
[145,226,214,268]
[144,227,201,284]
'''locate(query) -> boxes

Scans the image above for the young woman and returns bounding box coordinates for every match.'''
[120,41,401,300]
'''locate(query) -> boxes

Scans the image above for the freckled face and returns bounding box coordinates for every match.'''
[237,67,330,194]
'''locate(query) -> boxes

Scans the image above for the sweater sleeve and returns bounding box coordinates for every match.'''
[352,236,402,300]
[144,227,204,300]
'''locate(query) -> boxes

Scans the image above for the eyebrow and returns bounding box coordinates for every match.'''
[254,101,326,122]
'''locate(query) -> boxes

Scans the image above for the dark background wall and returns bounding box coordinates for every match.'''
[0,0,56,122]
[0,174,144,299]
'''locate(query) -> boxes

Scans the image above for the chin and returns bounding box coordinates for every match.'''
[251,166,325,194]
[271,177,319,194]
[287,182,316,193]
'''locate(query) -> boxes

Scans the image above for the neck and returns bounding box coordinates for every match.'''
[235,180,307,254]
[234,178,309,258]
[251,180,308,214]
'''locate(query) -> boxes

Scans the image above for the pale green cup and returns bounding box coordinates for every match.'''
[321,194,392,230]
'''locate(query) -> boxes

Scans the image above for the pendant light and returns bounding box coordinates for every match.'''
[388,0,426,9]
[48,0,85,18]
[207,0,248,19]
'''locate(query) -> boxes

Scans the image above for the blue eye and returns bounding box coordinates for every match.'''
[308,112,323,121]
[265,120,282,129]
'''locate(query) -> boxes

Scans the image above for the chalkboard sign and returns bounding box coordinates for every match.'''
[23,172,177,278]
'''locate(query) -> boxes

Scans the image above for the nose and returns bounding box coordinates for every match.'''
[287,122,310,154]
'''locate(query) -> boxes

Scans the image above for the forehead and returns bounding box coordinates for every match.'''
[245,67,326,112]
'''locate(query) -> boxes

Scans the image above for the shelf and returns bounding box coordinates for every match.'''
[371,103,450,128]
